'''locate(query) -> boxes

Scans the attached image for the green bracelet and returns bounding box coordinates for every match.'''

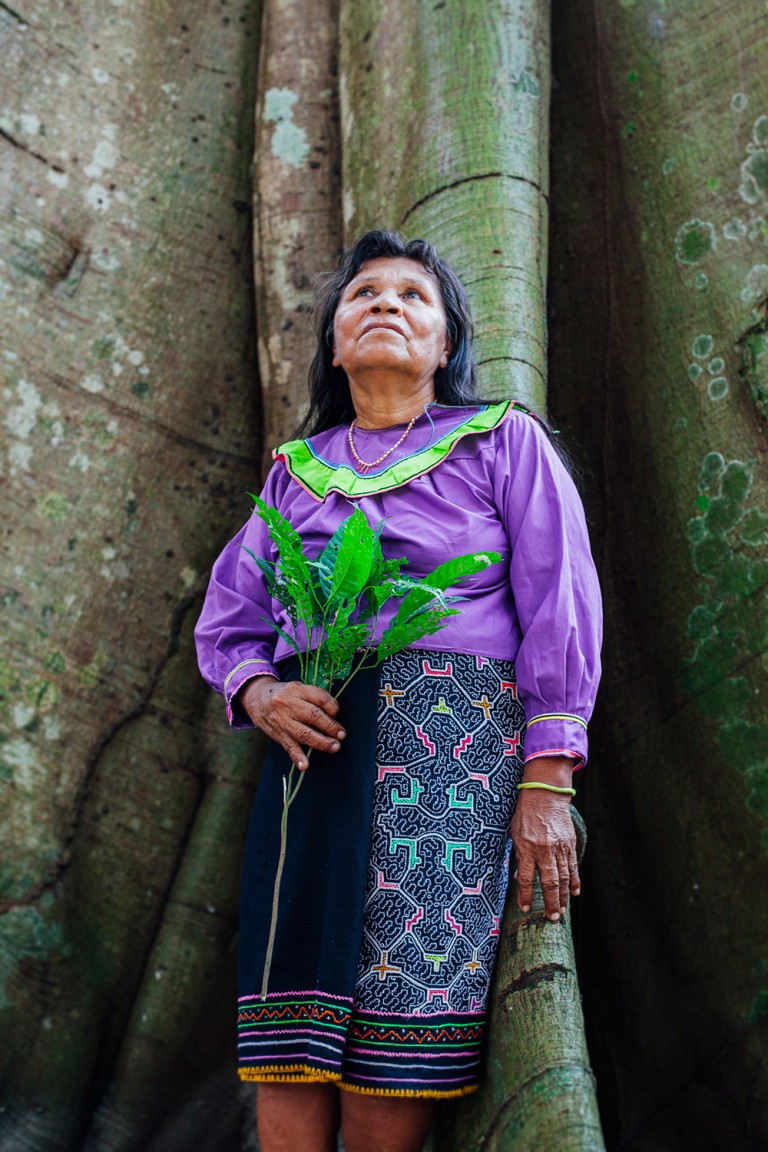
[518,781,576,796]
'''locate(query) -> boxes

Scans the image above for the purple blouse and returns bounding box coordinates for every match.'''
[194,404,602,767]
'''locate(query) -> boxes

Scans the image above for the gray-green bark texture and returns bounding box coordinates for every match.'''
[0,2,265,1149]
[253,0,341,463]
[549,2,768,1149]
[339,0,550,411]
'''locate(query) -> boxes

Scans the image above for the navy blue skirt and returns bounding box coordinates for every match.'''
[237,649,525,1098]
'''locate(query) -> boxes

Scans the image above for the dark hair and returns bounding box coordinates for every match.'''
[296,230,483,437]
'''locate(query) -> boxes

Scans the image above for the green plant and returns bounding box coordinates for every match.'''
[248,496,502,998]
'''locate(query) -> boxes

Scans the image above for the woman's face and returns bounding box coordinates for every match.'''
[332,257,451,388]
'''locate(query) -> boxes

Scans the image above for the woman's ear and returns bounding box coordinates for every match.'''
[331,346,340,368]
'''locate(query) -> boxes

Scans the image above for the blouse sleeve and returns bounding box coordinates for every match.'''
[194,463,287,728]
[493,412,603,769]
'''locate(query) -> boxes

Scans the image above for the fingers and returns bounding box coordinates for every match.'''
[515,857,536,915]
[278,733,314,772]
[300,684,341,717]
[280,697,346,756]
[510,793,580,921]
[293,698,345,741]
[250,681,347,770]
[539,860,564,921]
[568,843,581,899]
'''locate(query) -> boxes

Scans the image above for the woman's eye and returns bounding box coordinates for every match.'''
[355,287,373,297]
[403,289,421,299]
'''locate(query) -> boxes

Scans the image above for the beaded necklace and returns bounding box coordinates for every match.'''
[347,404,432,473]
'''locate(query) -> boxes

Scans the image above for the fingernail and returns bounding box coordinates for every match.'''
[550,912,560,921]
[521,904,530,913]
[297,760,307,770]
[338,729,346,739]
[331,742,340,752]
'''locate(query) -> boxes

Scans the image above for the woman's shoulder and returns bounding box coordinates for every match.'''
[446,399,546,456]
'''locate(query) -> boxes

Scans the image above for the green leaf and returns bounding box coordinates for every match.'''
[393,552,502,627]
[324,622,371,677]
[359,547,409,620]
[368,522,387,584]
[252,496,321,628]
[310,621,371,689]
[242,547,279,595]
[328,508,374,601]
[312,518,349,600]
[257,616,303,659]
[246,505,500,692]
[376,608,461,661]
[399,592,469,627]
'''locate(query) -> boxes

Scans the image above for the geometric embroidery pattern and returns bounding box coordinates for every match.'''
[237,991,352,1082]
[342,650,525,1095]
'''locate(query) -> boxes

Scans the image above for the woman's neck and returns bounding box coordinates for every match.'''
[349,378,436,430]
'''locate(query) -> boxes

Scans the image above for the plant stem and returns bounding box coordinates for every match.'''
[333,648,377,699]
[259,759,308,999]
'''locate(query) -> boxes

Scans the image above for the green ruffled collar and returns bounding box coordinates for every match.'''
[273,401,515,501]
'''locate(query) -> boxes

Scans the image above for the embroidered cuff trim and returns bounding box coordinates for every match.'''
[526,712,588,731]
[524,747,586,771]
[224,658,274,692]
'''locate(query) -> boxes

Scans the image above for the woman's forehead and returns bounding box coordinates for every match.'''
[348,256,439,288]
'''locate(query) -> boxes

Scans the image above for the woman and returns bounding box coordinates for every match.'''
[195,231,602,1152]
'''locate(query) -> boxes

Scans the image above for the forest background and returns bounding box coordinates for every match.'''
[2,1,768,1150]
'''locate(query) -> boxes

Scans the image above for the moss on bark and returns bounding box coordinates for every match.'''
[549,2,768,1147]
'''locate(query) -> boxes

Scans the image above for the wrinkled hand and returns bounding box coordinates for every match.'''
[239,677,346,770]
[510,756,580,922]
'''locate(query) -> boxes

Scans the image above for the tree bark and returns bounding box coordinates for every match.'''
[549,2,768,1148]
[338,0,550,411]
[253,0,342,462]
[0,2,264,1149]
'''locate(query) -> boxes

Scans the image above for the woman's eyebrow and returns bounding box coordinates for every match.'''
[348,274,436,292]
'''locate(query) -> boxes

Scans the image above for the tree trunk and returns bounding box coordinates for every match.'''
[253,0,342,462]
[0,2,264,1149]
[549,2,768,1148]
[338,0,550,411]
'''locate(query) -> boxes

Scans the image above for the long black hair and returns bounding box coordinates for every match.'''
[296,230,484,437]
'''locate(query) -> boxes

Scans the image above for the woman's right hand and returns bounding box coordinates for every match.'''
[238,677,346,770]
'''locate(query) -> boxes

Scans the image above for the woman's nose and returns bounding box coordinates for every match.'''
[369,291,402,314]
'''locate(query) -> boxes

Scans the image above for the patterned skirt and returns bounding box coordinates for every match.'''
[237,649,525,1099]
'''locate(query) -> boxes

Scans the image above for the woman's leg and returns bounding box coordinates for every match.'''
[340,1092,434,1152]
[256,1082,340,1152]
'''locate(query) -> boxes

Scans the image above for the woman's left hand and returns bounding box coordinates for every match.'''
[509,755,580,922]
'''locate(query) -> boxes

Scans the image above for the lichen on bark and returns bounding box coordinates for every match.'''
[549,1,768,1146]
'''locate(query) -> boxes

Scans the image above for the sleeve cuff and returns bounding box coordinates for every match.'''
[523,713,589,771]
[224,658,279,728]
